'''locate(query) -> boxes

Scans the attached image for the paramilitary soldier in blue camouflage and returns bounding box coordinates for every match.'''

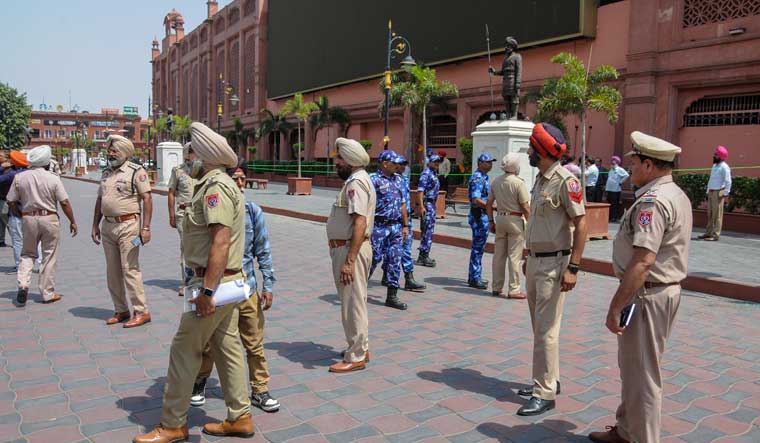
[391,154,426,292]
[416,154,442,267]
[468,152,497,289]
[370,150,409,310]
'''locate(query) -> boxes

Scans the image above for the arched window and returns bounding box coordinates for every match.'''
[684,94,760,127]
[427,114,457,151]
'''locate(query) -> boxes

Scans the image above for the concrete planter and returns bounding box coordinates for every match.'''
[287,177,312,195]
[692,209,760,235]
[585,202,612,240]
[410,190,447,219]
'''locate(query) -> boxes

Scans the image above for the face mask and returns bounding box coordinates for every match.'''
[528,151,541,167]
[337,164,352,180]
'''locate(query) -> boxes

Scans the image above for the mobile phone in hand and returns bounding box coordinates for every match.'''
[131,236,143,247]
[620,304,636,328]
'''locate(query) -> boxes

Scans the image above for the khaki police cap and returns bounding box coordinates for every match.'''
[625,131,681,162]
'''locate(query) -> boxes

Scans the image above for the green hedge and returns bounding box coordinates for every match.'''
[673,173,760,215]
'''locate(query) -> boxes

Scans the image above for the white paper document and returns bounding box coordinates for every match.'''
[184,279,251,312]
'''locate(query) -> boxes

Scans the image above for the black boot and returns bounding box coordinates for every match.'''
[416,252,436,268]
[381,270,389,287]
[17,288,28,306]
[468,279,489,290]
[384,287,408,310]
[404,272,426,292]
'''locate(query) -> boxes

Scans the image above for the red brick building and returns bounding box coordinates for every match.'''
[28,110,147,163]
[151,0,760,176]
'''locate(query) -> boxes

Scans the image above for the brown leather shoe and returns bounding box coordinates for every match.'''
[329,360,366,373]
[124,311,152,328]
[106,311,130,325]
[132,424,188,443]
[508,292,527,299]
[42,294,63,304]
[202,413,254,438]
[589,426,629,443]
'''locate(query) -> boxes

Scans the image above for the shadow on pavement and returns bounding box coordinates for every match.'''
[476,420,585,443]
[144,279,182,291]
[417,368,527,406]
[424,277,495,297]
[265,341,340,369]
[69,306,115,320]
[318,293,340,306]
[1,290,25,308]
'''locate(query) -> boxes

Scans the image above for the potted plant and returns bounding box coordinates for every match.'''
[281,93,319,195]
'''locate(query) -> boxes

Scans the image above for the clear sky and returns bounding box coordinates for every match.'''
[0,0,233,118]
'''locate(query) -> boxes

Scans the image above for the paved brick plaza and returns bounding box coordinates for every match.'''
[0,179,758,443]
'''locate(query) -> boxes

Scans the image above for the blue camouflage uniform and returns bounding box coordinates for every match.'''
[370,151,405,288]
[417,159,440,254]
[399,171,414,273]
[468,167,492,283]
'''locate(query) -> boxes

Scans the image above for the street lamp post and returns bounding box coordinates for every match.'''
[383,20,416,149]
[217,73,240,134]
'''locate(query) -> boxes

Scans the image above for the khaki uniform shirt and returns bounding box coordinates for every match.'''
[326,169,376,240]
[167,164,195,216]
[6,168,69,213]
[613,175,692,283]
[98,162,151,217]
[181,168,244,271]
[491,173,530,214]
[525,162,586,253]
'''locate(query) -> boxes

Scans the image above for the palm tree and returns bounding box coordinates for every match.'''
[537,52,622,196]
[258,109,293,163]
[379,65,458,162]
[155,117,168,142]
[280,93,319,178]
[522,78,569,140]
[171,115,192,143]
[309,96,352,161]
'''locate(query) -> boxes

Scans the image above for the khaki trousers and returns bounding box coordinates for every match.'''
[176,213,190,286]
[526,254,570,400]
[17,215,60,301]
[198,291,270,394]
[330,241,371,363]
[705,190,724,238]
[102,218,147,313]
[161,289,251,428]
[616,284,681,443]
[492,214,525,294]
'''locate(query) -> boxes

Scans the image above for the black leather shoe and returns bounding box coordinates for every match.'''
[381,270,389,287]
[468,280,488,290]
[17,288,28,306]
[384,287,408,310]
[518,381,560,397]
[416,252,437,268]
[517,397,555,416]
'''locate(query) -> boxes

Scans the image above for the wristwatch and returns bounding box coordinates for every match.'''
[567,263,580,275]
[202,287,214,297]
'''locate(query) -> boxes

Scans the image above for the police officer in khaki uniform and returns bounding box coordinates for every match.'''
[327,138,376,374]
[8,145,78,306]
[134,122,253,443]
[487,153,530,299]
[517,123,587,416]
[168,143,197,296]
[589,133,692,443]
[92,135,153,328]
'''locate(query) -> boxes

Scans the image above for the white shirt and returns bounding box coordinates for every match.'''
[439,158,451,177]
[707,161,732,195]
[586,164,599,187]
[605,165,629,192]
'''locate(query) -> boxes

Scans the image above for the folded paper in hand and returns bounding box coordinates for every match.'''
[186,279,250,312]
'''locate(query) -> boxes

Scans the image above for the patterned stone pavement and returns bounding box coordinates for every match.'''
[0,179,758,443]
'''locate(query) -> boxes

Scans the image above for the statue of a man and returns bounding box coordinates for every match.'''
[488,37,522,120]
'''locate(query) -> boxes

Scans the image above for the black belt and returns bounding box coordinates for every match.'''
[527,249,571,258]
[643,281,681,289]
[375,216,401,225]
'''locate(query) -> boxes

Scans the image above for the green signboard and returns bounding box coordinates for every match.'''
[123,106,139,116]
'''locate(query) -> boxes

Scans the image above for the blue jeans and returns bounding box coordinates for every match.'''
[8,214,23,267]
